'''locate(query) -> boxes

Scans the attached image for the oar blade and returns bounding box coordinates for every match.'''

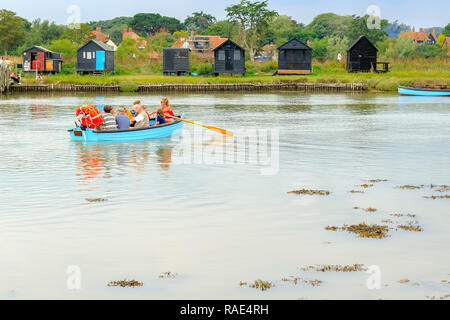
[207,126,234,136]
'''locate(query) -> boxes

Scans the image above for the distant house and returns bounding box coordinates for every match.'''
[399,27,437,44]
[259,43,277,61]
[172,31,227,57]
[91,26,109,42]
[87,26,118,51]
[442,37,450,56]
[22,46,62,73]
[212,39,245,76]
[277,39,312,75]
[77,40,114,73]
[123,27,147,49]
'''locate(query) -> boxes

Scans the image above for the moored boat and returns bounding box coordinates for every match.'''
[398,86,450,97]
[68,118,183,142]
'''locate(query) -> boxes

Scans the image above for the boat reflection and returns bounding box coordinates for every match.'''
[73,138,180,188]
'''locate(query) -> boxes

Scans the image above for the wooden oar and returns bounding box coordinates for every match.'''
[166,114,233,136]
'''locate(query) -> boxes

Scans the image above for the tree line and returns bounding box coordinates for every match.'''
[0,0,449,60]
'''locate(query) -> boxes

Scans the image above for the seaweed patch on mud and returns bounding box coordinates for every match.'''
[395,185,424,190]
[325,223,390,239]
[348,190,365,194]
[390,213,416,218]
[357,184,374,189]
[158,272,178,279]
[86,198,107,203]
[431,185,450,192]
[299,264,367,272]
[423,194,450,199]
[397,221,423,232]
[353,207,377,213]
[247,279,274,291]
[107,279,143,287]
[288,189,330,196]
[281,276,323,287]
[368,179,388,183]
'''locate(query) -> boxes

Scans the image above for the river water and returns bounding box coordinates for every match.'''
[0,92,449,299]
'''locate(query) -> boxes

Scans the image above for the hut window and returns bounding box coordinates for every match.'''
[93,52,96,59]
[234,50,240,60]
[83,52,86,59]
[218,50,225,60]
[87,52,92,59]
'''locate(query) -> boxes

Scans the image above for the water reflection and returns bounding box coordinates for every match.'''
[73,138,179,188]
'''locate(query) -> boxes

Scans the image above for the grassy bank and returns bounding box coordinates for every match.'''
[19,58,450,92]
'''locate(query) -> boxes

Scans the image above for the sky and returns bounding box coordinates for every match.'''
[1,0,448,28]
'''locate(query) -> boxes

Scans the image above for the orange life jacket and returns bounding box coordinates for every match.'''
[76,105,103,129]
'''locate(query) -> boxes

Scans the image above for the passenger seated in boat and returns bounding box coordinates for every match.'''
[130,104,149,129]
[154,108,167,126]
[115,107,130,130]
[150,97,174,121]
[99,105,117,131]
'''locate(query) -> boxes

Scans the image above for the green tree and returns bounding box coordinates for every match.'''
[443,22,450,36]
[130,13,183,35]
[62,23,95,44]
[310,37,328,59]
[146,31,176,52]
[226,0,278,61]
[307,13,352,39]
[0,10,26,56]
[326,36,349,60]
[347,15,388,45]
[201,20,239,38]
[184,11,216,33]
[49,39,79,58]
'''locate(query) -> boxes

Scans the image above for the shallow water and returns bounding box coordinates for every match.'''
[0,92,449,299]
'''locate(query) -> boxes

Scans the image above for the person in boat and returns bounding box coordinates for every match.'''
[130,104,149,129]
[115,107,130,130]
[150,97,174,121]
[99,105,117,131]
[153,108,167,126]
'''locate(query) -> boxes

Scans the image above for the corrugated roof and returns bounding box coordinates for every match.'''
[278,39,311,50]
[347,35,378,52]
[213,39,244,51]
[23,46,54,53]
[78,40,115,52]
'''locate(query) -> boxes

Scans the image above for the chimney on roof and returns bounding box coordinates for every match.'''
[96,25,101,32]
[307,39,311,46]
[191,30,194,37]
[432,27,436,35]
[419,27,423,33]
[412,26,415,32]
[129,27,132,33]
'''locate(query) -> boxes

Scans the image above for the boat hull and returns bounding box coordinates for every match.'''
[398,86,450,97]
[69,119,183,142]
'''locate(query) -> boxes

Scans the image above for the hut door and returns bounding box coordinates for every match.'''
[37,52,45,71]
[225,49,234,71]
[96,51,105,70]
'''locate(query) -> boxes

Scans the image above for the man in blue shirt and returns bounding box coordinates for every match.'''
[116,107,131,130]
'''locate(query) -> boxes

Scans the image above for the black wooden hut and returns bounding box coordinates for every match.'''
[346,35,378,72]
[163,48,190,75]
[22,46,62,74]
[277,39,312,75]
[212,39,245,76]
[76,40,114,73]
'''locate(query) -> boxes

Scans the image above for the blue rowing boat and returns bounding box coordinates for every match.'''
[398,86,450,97]
[68,118,183,142]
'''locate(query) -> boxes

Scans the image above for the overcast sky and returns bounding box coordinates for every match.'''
[2,0,448,28]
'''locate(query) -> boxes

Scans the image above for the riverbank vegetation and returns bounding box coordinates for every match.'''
[1,1,449,92]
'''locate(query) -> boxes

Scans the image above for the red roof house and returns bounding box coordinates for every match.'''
[399,27,437,44]
[123,27,147,49]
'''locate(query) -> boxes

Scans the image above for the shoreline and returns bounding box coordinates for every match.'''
[7,82,370,93]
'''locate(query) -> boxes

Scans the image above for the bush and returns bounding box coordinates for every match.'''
[61,62,75,75]
[119,81,139,92]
